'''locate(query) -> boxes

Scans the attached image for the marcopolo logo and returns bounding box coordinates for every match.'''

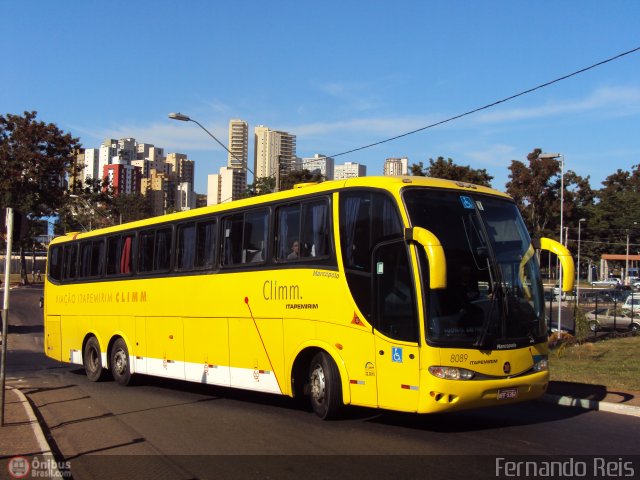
[8,456,71,478]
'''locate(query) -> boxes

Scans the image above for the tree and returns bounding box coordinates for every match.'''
[410,156,493,187]
[586,164,640,265]
[1,111,81,282]
[0,111,81,216]
[110,192,153,224]
[243,176,277,197]
[56,177,113,234]
[506,148,594,250]
[278,169,325,191]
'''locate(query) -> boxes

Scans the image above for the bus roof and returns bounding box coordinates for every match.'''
[50,176,510,244]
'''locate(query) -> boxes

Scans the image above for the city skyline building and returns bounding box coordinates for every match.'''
[228,119,248,170]
[383,157,409,176]
[334,161,366,179]
[103,163,142,196]
[254,125,297,189]
[207,166,244,205]
[302,153,334,180]
[83,148,100,181]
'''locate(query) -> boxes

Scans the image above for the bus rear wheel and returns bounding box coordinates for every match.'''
[308,352,342,420]
[83,336,104,382]
[110,338,132,386]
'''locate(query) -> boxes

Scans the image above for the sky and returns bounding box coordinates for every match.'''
[2,1,640,196]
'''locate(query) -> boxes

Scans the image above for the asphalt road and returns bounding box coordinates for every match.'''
[4,287,640,479]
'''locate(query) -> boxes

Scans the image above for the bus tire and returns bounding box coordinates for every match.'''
[83,336,104,382]
[110,338,132,386]
[308,351,342,420]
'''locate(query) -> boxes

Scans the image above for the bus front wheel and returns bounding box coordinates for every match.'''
[110,338,132,386]
[308,351,342,420]
[83,336,104,382]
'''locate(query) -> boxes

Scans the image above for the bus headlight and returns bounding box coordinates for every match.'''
[429,366,475,380]
[532,356,548,372]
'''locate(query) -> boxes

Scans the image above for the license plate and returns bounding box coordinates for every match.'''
[497,388,518,400]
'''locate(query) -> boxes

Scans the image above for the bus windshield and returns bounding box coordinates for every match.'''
[403,188,545,349]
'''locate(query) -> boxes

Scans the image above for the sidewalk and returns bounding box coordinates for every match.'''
[0,387,50,457]
[0,387,63,479]
[543,381,640,416]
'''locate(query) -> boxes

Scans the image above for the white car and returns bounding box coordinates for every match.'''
[591,278,621,287]
[586,308,639,333]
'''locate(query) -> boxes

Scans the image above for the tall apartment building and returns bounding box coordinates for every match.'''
[302,154,334,180]
[383,157,408,176]
[166,153,194,185]
[207,167,245,205]
[133,144,166,179]
[334,162,366,179]
[71,148,86,189]
[228,119,248,170]
[83,148,100,182]
[141,168,171,216]
[223,119,249,201]
[103,163,142,196]
[98,138,136,181]
[253,125,297,188]
[177,182,196,211]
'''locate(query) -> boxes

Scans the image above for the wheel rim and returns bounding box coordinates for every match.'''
[113,349,128,376]
[88,347,100,372]
[310,363,326,406]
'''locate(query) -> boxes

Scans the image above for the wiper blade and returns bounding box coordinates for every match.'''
[473,282,501,348]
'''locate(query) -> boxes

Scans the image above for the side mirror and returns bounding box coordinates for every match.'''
[536,237,575,293]
[405,227,447,290]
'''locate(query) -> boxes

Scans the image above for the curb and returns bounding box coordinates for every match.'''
[541,393,640,418]
[8,387,62,478]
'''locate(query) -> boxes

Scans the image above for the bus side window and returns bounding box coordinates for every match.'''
[176,222,196,270]
[138,230,155,273]
[62,244,77,281]
[49,246,62,281]
[276,204,301,261]
[79,242,92,278]
[154,227,173,272]
[90,240,105,277]
[243,210,268,264]
[196,219,217,269]
[121,235,133,274]
[301,200,329,258]
[106,235,134,276]
[222,214,243,266]
[78,240,104,279]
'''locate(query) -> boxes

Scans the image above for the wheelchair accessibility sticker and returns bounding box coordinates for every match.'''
[460,195,475,209]
[392,347,403,363]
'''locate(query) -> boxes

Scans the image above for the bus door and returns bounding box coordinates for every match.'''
[372,239,421,412]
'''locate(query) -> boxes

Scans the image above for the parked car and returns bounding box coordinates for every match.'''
[591,278,621,287]
[622,295,640,314]
[585,308,639,333]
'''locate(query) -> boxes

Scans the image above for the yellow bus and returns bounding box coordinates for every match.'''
[44,176,573,419]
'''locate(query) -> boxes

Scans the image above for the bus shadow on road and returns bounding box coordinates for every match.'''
[363,399,592,432]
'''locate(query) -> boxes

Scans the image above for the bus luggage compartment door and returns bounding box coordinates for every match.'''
[45,315,62,361]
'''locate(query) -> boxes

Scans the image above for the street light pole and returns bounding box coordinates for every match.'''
[540,152,564,335]
[626,222,638,284]
[577,218,586,307]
